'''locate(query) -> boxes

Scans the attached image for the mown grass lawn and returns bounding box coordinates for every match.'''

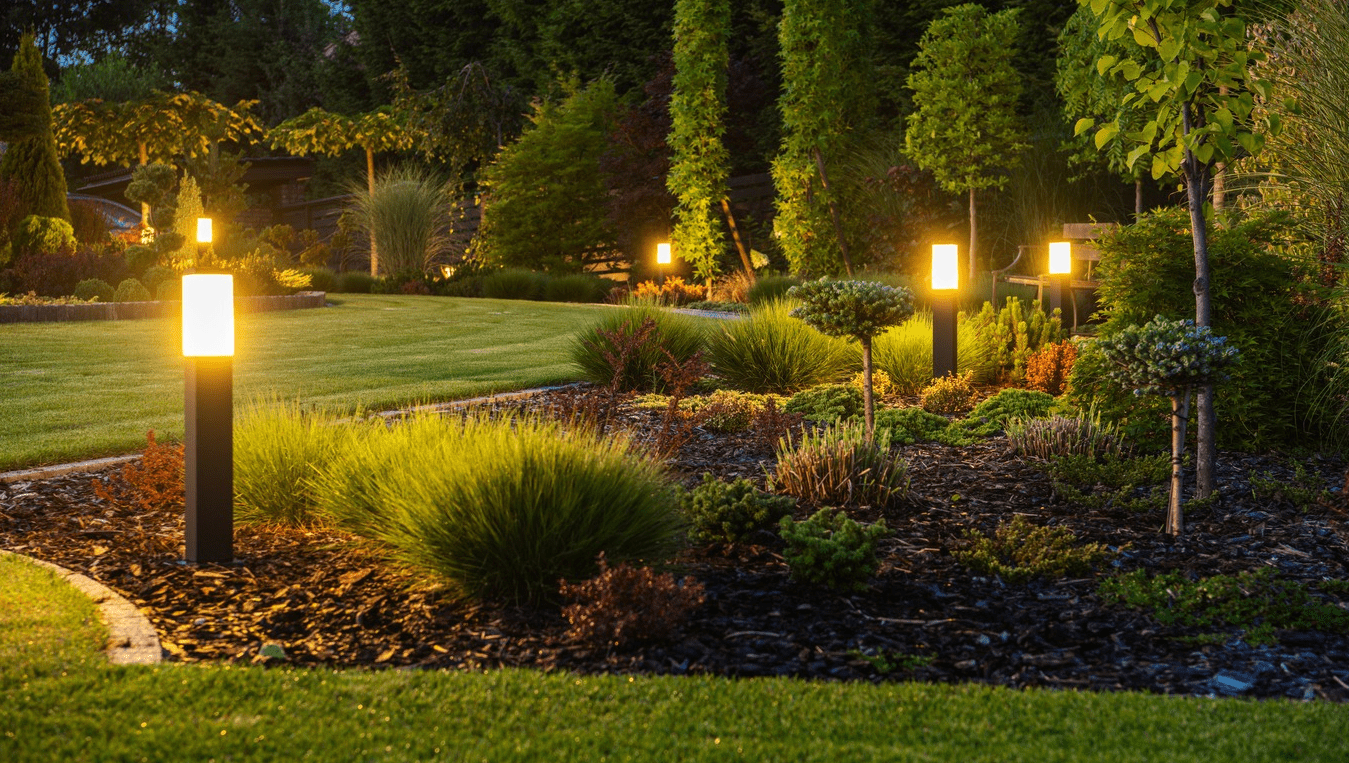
[0,294,614,471]
[1,553,1345,763]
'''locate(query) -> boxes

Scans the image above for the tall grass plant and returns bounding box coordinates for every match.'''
[708,299,853,393]
[348,166,455,277]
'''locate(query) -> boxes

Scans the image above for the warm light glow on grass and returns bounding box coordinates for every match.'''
[932,244,959,290]
[181,274,234,357]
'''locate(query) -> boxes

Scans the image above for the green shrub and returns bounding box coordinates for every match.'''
[543,273,607,302]
[72,278,113,302]
[955,388,1054,437]
[708,299,853,394]
[482,268,547,300]
[348,165,454,277]
[112,278,150,302]
[784,383,864,422]
[1065,207,1349,451]
[124,244,159,274]
[779,508,888,591]
[571,306,707,392]
[439,275,485,297]
[773,421,908,507]
[747,274,800,304]
[156,279,180,301]
[683,473,796,544]
[335,271,375,293]
[1045,452,1169,512]
[1005,410,1124,460]
[140,265,174,294]
[301,266,337,292]
[919,371,978,415]
[11,215,75,256]
[234,402,356,526]
[685,389,765,433]
[954,515,1112,584]
[315,412,683,603]
[1099,567,1349,646]
[872,311,997,394]
[965,296,1065,382]
[873,407,953,445]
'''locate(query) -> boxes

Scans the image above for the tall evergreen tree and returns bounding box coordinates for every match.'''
[0,32,69,224]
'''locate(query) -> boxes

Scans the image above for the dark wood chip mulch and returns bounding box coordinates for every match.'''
[3,385,1347,702]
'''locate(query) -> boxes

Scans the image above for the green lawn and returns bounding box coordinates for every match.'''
[1,555,1344,762]
[0,294,612,471]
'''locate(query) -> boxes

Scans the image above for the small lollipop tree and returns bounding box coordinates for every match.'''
[1095,316,1240,536]
[789,279,915,437]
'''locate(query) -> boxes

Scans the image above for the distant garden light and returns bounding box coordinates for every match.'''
[196,216,213,245]
[182,270,235,563]
[931,244,959,380]
[657,241,672,265]
[1047,241,1072,329]
[1048,241,1071,275]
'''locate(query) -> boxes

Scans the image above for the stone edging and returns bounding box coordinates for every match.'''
[0,291,327,324]
[0,549,162,665]
[0,454,138,484]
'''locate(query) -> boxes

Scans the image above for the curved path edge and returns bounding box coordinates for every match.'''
[0,549,163,665]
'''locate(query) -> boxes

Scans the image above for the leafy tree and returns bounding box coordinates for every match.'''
[668,0,746,284]
[386,62,525,174]
[1,0,161,70]
[789,279,916,437]
[905,4,1028,280]
[52,52,165,104]
[474,80,619,273]
[1077,0,1278,498]
[1096,316,1239,536]
[0,33,69,224]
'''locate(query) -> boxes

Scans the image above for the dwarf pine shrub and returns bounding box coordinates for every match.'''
[784,383,865,422]
[682,472,797,544]
[779,508,888,591]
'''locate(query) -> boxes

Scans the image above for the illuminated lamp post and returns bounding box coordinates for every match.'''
[182,217,234,563]
[931,244,959,380]
[656,241,672,285]
[1047,241,1072,329]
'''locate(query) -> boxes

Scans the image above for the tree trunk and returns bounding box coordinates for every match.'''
[812,147,854,277]
[1167,389,1192,537]
[861,337,875,441]
[1213,162,1226,215]
[720,197,755,283]
[1135,178,1144,221]
[366,145,378,278]
[138,141,150,224]
[1182,102,1217,499]
[969,187,978,280]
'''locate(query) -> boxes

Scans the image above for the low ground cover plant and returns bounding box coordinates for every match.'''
[779,508,888,591]
[559,554,706,647]
[683,473,797,544]
[873,407,956,446]
[955,515,1113,584]
[1045,453,1169,512]
[784,383,864,422]
[952,388,1054,437]
[919,371,978,414]
[773,421,908,507]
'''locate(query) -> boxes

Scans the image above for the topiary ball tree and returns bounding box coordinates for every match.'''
[789,279,915,437]
[1095,315,1240,537]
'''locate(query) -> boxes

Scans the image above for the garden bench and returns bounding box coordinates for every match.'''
[992,222,1116,329]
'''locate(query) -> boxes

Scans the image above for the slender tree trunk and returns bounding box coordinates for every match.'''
[969,187,978,280]
[720,197,755,283]
[1135,178,1144,220]
[1213,162,1226,215]
[812,147,854,276]
[137,141,150,224]
[1167,389,1192,537]
[1181,102,1217,500]
[861,337,875,441]
[366,145,378,277]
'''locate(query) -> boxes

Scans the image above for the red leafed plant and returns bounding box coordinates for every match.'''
[93,430,184,512]
[559,553,706,647]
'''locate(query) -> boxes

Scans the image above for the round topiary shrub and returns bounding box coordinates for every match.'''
[156,279,181,301]
[113,278,151,302]
[140,265,174,294]
[73,278,114,302]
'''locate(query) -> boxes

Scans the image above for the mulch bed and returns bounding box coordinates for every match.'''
[3,385,1348,701]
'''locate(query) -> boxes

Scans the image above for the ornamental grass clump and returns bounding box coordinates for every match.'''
[571,306,707,392]
[1095,316,1240,536]
[779,508,888,591]
[332,412,683,603]
[788,279,915,436]
[872,311,997,394]
[708,299,852,393]
[682,472,797,544]
[233,402,357,527]
[348,165,455,277]
[1005,409,1124,461]
[772,421,908,507]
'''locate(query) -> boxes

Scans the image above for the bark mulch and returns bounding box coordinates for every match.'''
[3,385,1347,702]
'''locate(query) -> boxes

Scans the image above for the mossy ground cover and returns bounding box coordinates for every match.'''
[0,295,611,470]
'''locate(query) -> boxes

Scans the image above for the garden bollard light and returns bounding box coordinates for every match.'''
[1047,241,1072,328]
[657,241,671,285]
[182,221,234,563]
[931,244,959,380]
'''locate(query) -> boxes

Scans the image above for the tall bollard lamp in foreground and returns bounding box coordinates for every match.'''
[182,220,234,563]
[1047,241,1072,329]
[931,244,959,380]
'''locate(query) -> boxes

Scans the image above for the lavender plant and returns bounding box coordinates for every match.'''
[1095,316,1240,535]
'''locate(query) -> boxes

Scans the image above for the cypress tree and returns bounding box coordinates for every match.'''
[0,33,70,224]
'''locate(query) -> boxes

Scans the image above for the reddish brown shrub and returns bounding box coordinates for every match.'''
[559,553,706,647]
[1025,340,1078,396]
[93,430,184,513]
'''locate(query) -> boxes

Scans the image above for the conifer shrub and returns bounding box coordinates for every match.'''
[156,279,180,301]
[919,371,977,414]
[708,299,853,393]
[112,278,151,302]
[955,515,1112,583]
[11,215,74,257]
[779,509,888,591]
[954,387,1054,437]
[682,473,797,544]
[1025,340,1078,396]
[572,306,707,392]
[0,33,69,224]
[72,278,113,302]
[873,407,954,445]
[966,296,1065,382]
[784,383,864,422]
